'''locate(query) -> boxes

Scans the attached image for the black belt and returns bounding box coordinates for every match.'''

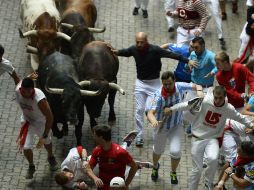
[182,26,195,30]
[201,84,213,88]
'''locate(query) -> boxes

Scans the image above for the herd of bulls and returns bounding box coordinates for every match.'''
[19,0,125,145]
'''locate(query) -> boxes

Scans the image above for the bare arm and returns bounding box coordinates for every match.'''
[147,109,159,127]
[38,99,53,137]
[9,70,20,85]
[85,163,104,188]
[125,160,138,187]
[241,103,254,117]
[160,43,170,49]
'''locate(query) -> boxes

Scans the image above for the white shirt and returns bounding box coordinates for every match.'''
[0,58,14,76]
[246,0,253,6]
[61,148,86,189]
[191,89,252,139]
[15,82,46,125]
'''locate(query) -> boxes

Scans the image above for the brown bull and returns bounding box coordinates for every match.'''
[62,0,97,27]
[20,0,71,70]
[60,0,105,58]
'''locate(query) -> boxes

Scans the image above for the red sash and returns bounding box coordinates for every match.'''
[16,121,29,153]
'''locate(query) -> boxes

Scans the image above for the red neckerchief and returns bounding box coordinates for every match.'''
[234,155,254,167]
[161,86,176,99]
[77,146,83,159]
[16,121,30,153]
[19,88,35,100]
[138,43,149,55]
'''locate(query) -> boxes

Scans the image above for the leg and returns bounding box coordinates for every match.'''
[75,105,84,145]
[189,138,207,190]
[108,88,117,122]
[141,0,149,18]
[23,128,36,179]
[164,0,175,31]
[219,0,227,20]
[151,129,168,181]
[141,0,149,10]
[238,23,250,59]
[203,139,220,189]
[168,125,184,184]
[134,81,149,146]
[232,0,238,14]
[168,125,183,172]
[133,0,141,15]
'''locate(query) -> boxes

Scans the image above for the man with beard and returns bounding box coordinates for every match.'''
[112,32,197,147]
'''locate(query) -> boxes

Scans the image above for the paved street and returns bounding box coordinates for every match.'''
[0,0,247,189]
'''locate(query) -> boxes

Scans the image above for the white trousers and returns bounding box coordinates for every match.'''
[164,0,178,28]
[176,26,204,45]
[134,79,161,139]
[134,0,149,10]
[189,138,219,190]
[223,119,254,162]
[238,22,250,58]
[153,124,184,158]
[203,0,223,39]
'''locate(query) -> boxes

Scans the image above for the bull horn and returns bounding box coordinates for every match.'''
[26,45,38,54]
[56,32,71,41]
[80,89,100,96]
[61,23,74,29]
[21,29,38,38]
[109,83,125,95]
[78,81,91,86]
[45,87,64,94]
[88,26,106,33]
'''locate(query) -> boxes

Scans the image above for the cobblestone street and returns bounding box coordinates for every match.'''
[0,0,247,189]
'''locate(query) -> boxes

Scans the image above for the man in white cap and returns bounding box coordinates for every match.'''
[110,177,127,190]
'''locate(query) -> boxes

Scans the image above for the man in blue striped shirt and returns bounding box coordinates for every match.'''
[147,71,203,184]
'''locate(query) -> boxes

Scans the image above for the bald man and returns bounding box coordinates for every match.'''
[112,32,197,147]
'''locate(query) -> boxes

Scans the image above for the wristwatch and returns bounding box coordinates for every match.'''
[225,170,234,177]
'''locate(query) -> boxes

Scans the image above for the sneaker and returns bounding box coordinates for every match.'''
[142,9,148,18]
[168,27,174,32]
[170,171,178,184]
[123,130,138,147]
[219,38,226,50]
[221,12,227,20]
[25,165,35,179]
[135,137,144,147]
[205,183,213,190]
[48,156,58,171]
[136,161,154,169]
[133,7,139,15]
[151,163,160,182]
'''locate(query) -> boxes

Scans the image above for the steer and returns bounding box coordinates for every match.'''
[20,0,71,70]
[37,51,99,145]
[60,0,105,58]
[77,41,125,128]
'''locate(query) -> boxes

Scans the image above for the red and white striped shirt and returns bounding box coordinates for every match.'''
[173,0,209,32]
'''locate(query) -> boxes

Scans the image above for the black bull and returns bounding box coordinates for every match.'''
[37,52,99,145]
[77,41,125,127]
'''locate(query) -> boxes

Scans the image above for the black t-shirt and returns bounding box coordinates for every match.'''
[117,44,189,80]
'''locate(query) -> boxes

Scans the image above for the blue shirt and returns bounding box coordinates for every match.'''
[248,95,254,112]
[149,82,193,129]
[186,49,216,86]
[167,43,191,82]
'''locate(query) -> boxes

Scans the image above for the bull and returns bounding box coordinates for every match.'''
[20,0,71,70]
[60,0,105,58]
[37,51,99,145]
[77,41,125,127]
